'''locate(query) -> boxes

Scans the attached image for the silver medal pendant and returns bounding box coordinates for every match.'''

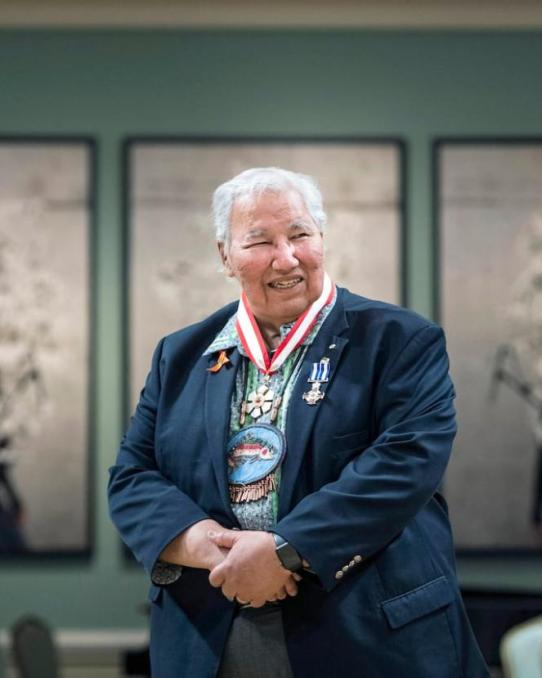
[303,382,325,405]
[303,357,330,405]
[245,383,276,419]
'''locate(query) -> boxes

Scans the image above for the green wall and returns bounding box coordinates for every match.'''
[0,29,541,631]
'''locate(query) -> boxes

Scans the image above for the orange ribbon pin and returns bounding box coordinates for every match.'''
[207,350,231,373]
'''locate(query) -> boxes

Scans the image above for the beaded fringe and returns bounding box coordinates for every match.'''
[230,474,277,503]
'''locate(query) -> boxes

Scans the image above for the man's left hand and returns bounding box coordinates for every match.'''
[208,529,300,607]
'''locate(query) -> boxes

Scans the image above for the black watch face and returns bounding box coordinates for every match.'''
[277,542,302,572]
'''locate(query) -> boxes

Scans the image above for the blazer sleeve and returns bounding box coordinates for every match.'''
[107,337,209,577]
[274,323,456,592]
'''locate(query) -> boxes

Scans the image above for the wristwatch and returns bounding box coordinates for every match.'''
[270,532,304,572]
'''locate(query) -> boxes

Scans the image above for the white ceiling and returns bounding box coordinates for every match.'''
[1,0,542,28]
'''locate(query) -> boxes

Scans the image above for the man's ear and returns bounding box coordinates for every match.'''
[217,241,234,277]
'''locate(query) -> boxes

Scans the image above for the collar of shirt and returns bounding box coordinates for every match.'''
[203,286,337,358]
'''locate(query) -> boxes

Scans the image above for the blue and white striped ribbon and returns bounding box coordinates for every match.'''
[309,359,330,383]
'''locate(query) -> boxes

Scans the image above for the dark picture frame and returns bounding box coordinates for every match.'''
[434,137,542,556]
[0,136,96,560]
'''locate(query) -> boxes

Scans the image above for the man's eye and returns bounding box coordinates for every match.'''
[292,233,310,240]
[246,241,269,247]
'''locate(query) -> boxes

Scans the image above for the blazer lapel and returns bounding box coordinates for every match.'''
[278,293,350,519]
[204,348,241,526]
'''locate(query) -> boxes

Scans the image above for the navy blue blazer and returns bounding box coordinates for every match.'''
[108,287,489,678]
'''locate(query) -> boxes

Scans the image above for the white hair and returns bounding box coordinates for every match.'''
[212,167,327,244]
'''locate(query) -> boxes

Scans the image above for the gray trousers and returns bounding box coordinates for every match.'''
[217,604,295,678]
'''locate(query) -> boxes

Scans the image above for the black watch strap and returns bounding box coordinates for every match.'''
[271,532,303,572]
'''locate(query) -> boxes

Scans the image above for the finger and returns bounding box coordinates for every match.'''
[275,587,287,600]
[284,578,298,597]
[207,547,229,571]
[208,564,226,588]
[221,583,237,600]
[292,572,302,582]
[250,598,266,609]
[207,530,239,549]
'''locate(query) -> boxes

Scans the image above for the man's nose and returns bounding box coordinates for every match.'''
[272,240,299,271]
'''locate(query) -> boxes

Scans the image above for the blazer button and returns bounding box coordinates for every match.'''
[342,565,349,572]
[354,555,363,563]
[335,571,344,579]
[349,560,355,567]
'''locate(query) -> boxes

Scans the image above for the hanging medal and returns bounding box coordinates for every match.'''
[240,378,283,424]
[303,356,331,405]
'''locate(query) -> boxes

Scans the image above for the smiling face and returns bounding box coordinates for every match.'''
[218,189,325,331]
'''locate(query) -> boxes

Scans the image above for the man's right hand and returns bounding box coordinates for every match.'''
[159,519,230,571]
[160,521,300,605]
[208,529,301,607]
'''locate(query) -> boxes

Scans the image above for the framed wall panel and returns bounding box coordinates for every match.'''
[0,138,95,558]
[125,137,405,413]
[435,138,542,554]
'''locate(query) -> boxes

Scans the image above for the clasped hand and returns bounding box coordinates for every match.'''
[207,529,301,608]
[159,519,300,608]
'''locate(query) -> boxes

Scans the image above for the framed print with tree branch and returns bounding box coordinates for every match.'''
[436,138,542,554]
[0,138,94,558]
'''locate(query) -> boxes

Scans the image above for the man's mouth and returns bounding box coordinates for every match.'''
[268,277,303,290]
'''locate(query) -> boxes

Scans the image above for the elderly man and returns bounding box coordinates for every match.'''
[108,167,489,678]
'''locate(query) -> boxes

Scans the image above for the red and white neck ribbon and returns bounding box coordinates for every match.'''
[236,272,334,375]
